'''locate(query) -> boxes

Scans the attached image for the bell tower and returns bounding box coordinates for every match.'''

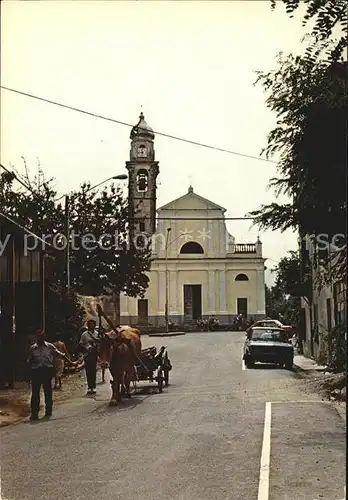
[126,112,159,237]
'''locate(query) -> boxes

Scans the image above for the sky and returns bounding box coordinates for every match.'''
[1,1,310,285]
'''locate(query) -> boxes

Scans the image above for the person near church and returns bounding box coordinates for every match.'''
[78,319,100,395]
[27,329,77,420]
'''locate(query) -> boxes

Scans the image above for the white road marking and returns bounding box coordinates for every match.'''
[341,485,346,499]
[258,401,272,500]
[270,400,331,404]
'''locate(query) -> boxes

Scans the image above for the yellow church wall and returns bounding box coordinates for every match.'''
[226,269,257,315]
[155,213,227,259]
[120,263,265,324]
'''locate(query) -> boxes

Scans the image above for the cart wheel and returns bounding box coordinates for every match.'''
[164,369,169,386]
[157,369,163,393]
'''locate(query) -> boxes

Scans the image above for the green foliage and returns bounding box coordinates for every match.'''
[270,0,347,61]
[265,252,303,326]
[45,284,85,339]
[274,250,311,300]
[325,322,347,373]
[248,55,347,285]
[0,167,151,299]
[65,182,151,297]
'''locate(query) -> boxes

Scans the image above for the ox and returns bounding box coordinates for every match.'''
[53,340,72,389]
[99,326,141,406]
[99,325,133,383]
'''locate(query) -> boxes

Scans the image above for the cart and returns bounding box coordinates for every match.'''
[135,346,172,393]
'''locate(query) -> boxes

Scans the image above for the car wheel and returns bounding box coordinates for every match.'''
[245,359,254,368]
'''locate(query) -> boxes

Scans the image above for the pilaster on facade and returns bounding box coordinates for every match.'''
[207,219,213,254]
[158,271,165,314]
[169,270,178,314]
[219,269,227,313]
[208,270,216,314]
[219,220,226,257]
[256,267,266,315]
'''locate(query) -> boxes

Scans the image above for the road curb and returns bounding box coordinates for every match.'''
[148,332,186,337]
[292,363,328,374]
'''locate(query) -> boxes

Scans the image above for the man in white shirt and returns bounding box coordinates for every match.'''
[27,329,77,420]
[78,319,99,395]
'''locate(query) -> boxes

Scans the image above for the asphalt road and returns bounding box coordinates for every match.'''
[0,332,346,500]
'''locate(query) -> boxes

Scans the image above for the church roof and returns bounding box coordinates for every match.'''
[130,112,154,140]
[158,185,226,212]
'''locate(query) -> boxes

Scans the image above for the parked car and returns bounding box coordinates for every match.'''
[245,319,294,338]
[243,327,294,369]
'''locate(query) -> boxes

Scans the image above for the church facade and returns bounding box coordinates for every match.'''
[120,113,266,326]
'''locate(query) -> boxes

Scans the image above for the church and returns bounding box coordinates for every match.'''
[120,113,266,327]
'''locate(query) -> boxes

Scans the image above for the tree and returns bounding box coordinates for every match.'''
[0,167,152,340]
[0,169,151,298]
[250,3,347,287]
[273,251,311,303]
[64,182,151,297]
[45,284,85,345]
[248,55,347,286]
[265,252,303,326]
[270,0,347,61]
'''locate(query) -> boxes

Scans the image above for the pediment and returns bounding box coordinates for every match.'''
[158,188,226,213]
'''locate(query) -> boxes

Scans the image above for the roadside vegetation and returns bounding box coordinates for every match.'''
[250,0,347,382]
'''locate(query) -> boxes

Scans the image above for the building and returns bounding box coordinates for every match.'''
[300,235,347,361]
[0,213,46,384]
[120,113,266,327]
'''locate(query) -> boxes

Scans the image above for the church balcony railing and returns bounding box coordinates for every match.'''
[234,243,256,254]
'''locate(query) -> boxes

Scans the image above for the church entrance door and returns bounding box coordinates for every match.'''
[183,285,202,322]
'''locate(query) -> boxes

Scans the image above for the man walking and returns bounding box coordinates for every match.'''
[78,319,99,395]
[27,329,76,420]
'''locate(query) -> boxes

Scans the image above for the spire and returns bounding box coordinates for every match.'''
[188,185,193,193]
[130,111,154,140]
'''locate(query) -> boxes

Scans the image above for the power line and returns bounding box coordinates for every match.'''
[0,211,56,249]
[1,164,255,220]
[1,85,278,164]
[0,163,37,196]
[152,217,254,221]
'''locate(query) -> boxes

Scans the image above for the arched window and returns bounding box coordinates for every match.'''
[235,273,249,281]
[136,169,148,192]
[180,241,204,254]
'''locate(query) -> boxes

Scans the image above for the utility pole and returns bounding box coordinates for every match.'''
[10,235,16,387]
[42,254,46,331]
[165,227,171,333]
[65,195,70,291]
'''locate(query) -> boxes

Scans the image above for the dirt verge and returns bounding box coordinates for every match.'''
[0,369,87,428]
[302,371,346,400]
